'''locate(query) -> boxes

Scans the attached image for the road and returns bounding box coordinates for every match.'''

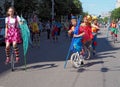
[0,27,120,87]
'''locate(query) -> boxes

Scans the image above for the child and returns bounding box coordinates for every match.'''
[91,17,100,55]
[110,20,118,41]
[30,14,40,46]
[51,25,59,41]
[78,16,93,45]
[68,16,85,65]
[5,7,22,64]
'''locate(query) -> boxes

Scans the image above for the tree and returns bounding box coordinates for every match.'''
[11,0,83,19]
[71,0,83,14]
[4,0,11,12]
[111,7,120,20]
[14,0,39,16]
[103,17,109,23]
[82,12,89,17]
[37,0,83,19]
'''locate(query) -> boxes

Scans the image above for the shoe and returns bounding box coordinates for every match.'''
[93,50,96,55]
[5,57,10,64]
[16,57,20,63]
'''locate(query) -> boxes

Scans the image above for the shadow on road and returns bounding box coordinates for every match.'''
[14,63,58,72]
[0,34,119,76]
[91,37,120,60]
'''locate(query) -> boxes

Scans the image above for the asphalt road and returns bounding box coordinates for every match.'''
[0,27,120,87]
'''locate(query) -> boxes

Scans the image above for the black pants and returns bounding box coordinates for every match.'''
[58,28,61,36]
[47,29,51,39]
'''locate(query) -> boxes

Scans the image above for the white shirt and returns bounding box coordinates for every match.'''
[46,23,51,29]
[5,16,21,28]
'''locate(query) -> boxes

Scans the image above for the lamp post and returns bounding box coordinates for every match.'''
[51,0,55,29]
[51,0,55,20]
[11,0,14,7]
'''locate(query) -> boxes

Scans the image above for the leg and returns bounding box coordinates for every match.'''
[5,42,11,64]
[13,42,20,63]
[48,30,51,39]
[47,30,50,39]
[111,32,114,39]
[47,30,49,39]
[115,34,117,41]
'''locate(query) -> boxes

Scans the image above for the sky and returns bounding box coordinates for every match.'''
[80,0,116,15]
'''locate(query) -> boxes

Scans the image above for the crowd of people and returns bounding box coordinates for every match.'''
[2,6,120,66]
[68,15,100,65]
[4,7,64,64]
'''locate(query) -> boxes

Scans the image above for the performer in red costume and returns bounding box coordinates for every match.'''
[77,15,93,45]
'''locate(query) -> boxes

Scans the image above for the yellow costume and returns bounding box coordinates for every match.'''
[92,27,98,33]
[31,22,39,33]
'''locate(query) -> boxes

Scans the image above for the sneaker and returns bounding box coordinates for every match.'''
[5,57,10,64]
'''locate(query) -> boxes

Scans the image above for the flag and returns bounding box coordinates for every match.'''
[19,16,31,69]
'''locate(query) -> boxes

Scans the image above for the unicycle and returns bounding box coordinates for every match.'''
[10,49,16,71]
[70,51,84,68]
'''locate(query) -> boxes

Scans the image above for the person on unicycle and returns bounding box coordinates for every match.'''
[110,20,118,41]
[5,7,22,64]
[68,15,93,65]
[91,16,100,55]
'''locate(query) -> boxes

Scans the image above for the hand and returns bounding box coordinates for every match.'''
[74,34,83,38]
[68,30,72,35]
[5,34,7,39]
[19,21,23,25]
[73,34,77,37]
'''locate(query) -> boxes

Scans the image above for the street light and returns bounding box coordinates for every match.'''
[11,0,14,7]
[51,0,55,29]
[51,0,55,20]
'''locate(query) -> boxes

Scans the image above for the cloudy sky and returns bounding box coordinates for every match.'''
[80,0,116,15]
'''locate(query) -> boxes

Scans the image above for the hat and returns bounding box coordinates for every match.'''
[92,16,98,20]
[84,15,92,22]
[71,16,77,19]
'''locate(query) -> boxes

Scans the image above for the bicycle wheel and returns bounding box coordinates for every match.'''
[83,46,91,59]
[11,53,15,71]
[70,52,81,68]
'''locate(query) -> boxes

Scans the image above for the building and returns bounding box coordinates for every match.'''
[116,0,120,8]
[101,11,111,18]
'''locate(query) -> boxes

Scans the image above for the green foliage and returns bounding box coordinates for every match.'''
[4,1,11,12]
[39,0,83,19]
[111,7,120,20]
[14,0,39,15]
[103,17,109,23]
[82,12,89,17]
[98,18,104,23]
[4,0,83,19]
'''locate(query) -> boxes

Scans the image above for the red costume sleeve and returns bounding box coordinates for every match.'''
[79,25,93,43]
